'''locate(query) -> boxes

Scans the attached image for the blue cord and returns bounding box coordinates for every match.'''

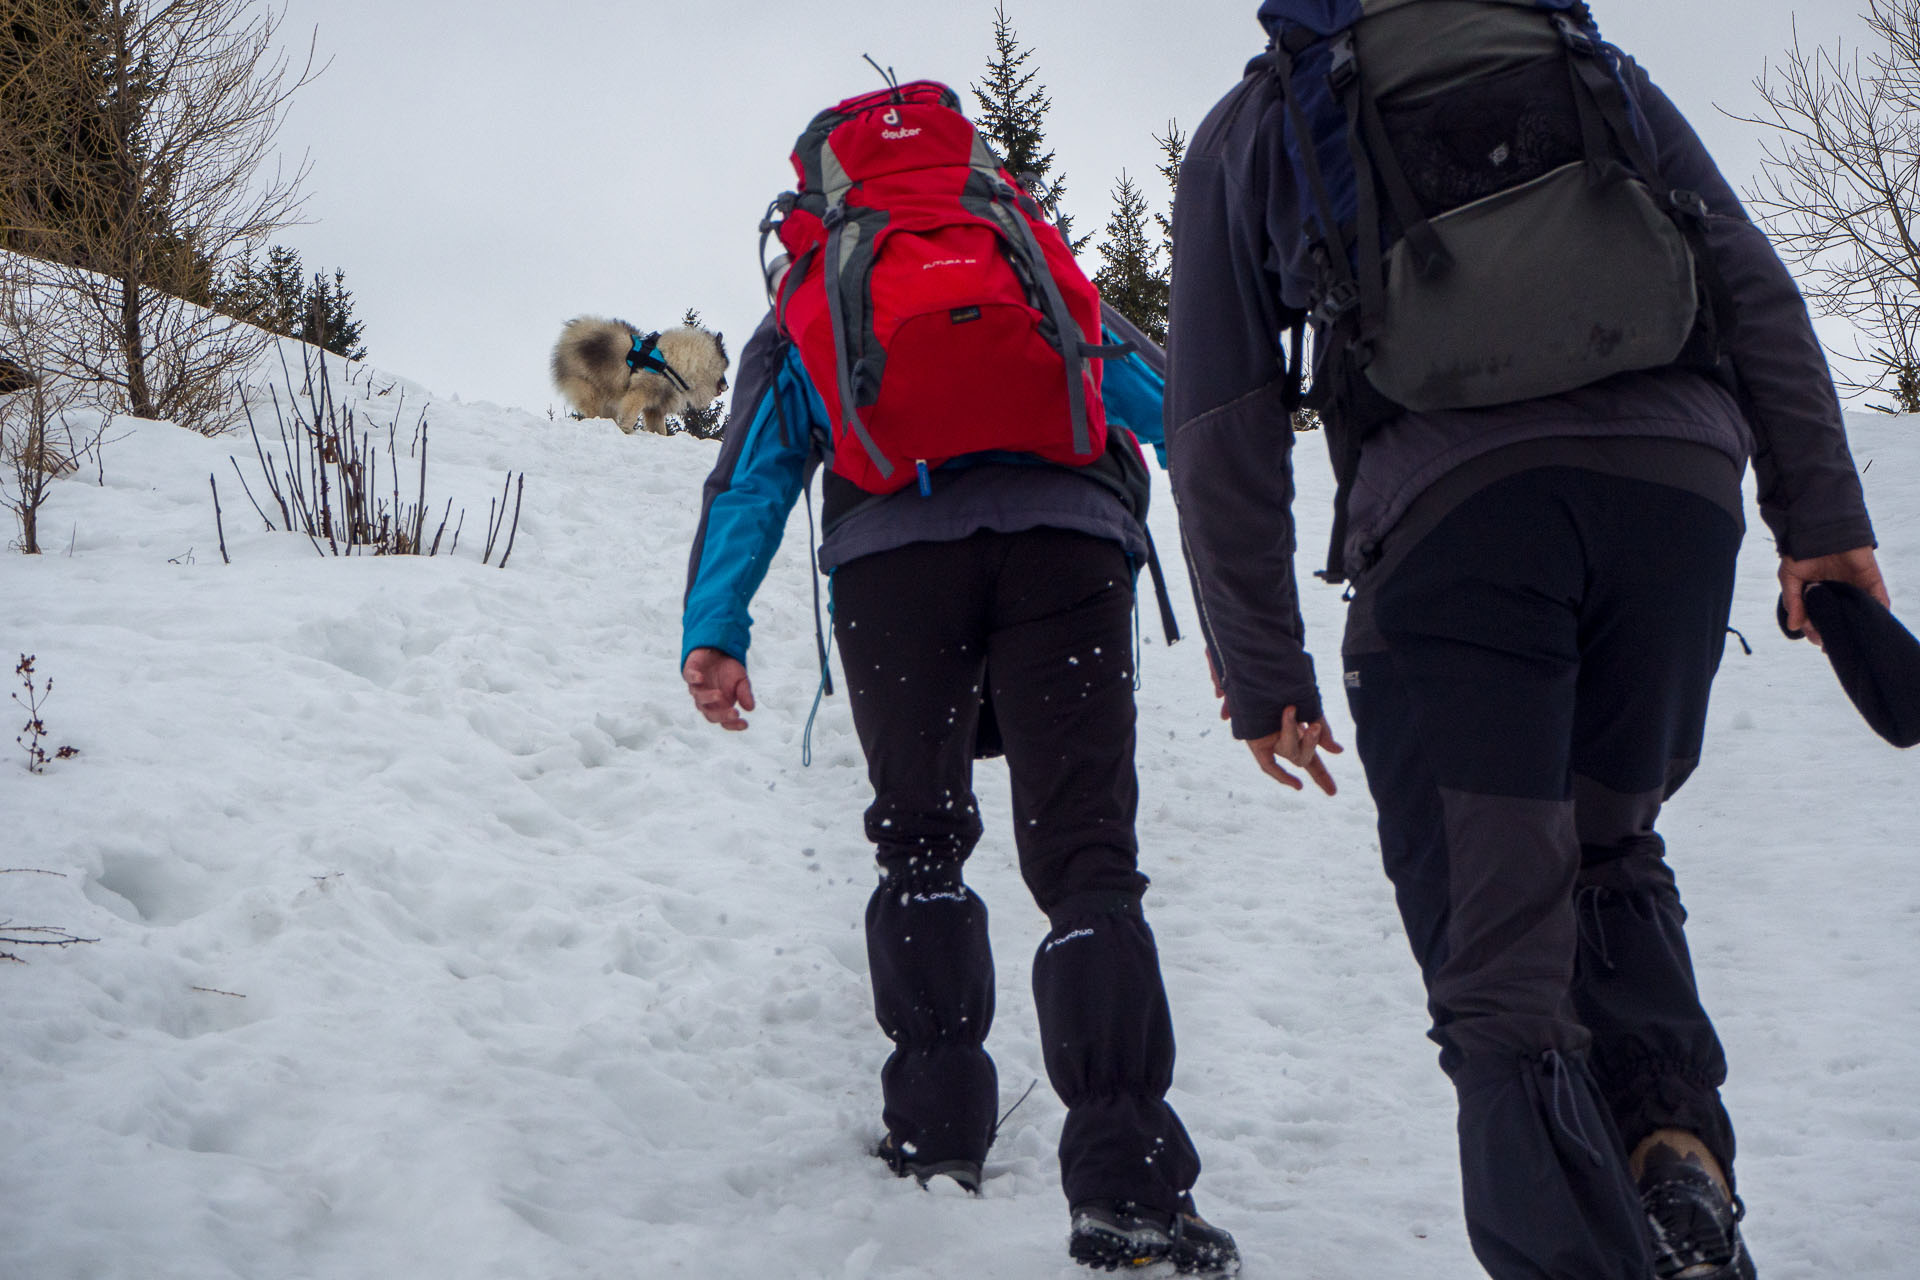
[802,574,838,767]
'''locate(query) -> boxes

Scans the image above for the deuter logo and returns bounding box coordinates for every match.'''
[878,105,921,140]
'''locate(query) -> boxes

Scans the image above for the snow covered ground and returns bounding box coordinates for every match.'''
[3,355,1915,1279]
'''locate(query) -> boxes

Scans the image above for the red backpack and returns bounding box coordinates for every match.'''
[764,81,1114,494]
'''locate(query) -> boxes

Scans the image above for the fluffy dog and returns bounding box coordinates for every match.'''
[551,317,728,435]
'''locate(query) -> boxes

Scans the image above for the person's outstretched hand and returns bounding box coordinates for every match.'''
[683,647,755,731]
[1246,704,1343,796]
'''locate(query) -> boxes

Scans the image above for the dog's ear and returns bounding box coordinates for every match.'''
[714,331,729,367]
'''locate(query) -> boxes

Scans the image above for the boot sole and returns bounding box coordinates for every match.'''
[1068,1222,1240,1276]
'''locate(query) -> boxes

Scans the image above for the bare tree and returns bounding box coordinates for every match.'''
[1,252,107,553]
[0,0,318,434]
[1737,1,1920,411]
[0,377,67,556]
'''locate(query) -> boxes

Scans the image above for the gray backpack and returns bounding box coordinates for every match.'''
[1260,0,1724,577]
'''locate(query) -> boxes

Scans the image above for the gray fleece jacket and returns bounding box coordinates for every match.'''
[1166,43,1875,741]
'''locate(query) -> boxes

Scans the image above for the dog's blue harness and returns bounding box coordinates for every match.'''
[626,331,691,393]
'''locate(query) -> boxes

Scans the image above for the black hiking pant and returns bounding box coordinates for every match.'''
[1344,465,1743,1280]
[832,527,1201,1213]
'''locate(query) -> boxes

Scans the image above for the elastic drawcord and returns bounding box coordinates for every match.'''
[988,1078,1040,1150]
[1575,884,1616,972]
[1127,553,1144,692]
[802,573,838,766]
[1542,1050,1607,1167]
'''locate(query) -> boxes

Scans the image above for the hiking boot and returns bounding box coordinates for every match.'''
[874,1132,982,1194]
[1068,1198,1240,1275]
[1639,1153,1756,1280]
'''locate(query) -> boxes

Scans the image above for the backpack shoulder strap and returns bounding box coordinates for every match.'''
[1270,41,1364,331]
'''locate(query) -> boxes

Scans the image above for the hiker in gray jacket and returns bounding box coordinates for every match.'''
[1168,5,1886,1278]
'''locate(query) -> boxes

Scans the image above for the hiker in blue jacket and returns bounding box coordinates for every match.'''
[681,298,1238,1274]
[1168,5,1886,1279]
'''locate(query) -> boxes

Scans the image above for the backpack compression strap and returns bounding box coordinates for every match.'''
[984,189,1099,458]
[1554,18,1719,247]
[627,332,692,393]
[1554,18,1740,393]
[820,214,899,483]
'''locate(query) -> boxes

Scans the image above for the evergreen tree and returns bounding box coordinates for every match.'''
[215,244,300,332]
[215,244,366,360]
[3,3,216,294]
[1093,172,1168,345]
[300,266,365,360]
[1152,120,1186,268]
[0,353,33,396]
[0,1,122,259]
[969,4,1083,249]
[669,307,727,440]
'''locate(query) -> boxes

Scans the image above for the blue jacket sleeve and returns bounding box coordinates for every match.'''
[680,313,823,667]
[1097,301,1170,466]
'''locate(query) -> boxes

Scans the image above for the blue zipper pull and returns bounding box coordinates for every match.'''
[915,459,931,497]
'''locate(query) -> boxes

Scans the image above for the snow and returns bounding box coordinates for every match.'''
[3,354,1916,1279]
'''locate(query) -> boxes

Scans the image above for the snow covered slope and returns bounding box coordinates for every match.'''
[3,362,1915,1279]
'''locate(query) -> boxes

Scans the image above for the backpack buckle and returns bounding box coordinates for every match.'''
[1326,33,1358,93]
[1553,14,1597,56]
[759,191,797,234]
[1668,187,1710,223]
[1313,278,1361,326]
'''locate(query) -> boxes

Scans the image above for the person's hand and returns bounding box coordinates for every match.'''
[683,647,755,731]
[1245,704,1342,796]
[1779,546,1889,648]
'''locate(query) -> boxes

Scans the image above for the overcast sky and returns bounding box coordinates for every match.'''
[265,1,1869,418]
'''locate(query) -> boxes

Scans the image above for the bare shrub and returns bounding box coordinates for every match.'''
[13,654,78,773]
[1,869,97,964]
[221,345,524,564]
[2,255,111,553]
